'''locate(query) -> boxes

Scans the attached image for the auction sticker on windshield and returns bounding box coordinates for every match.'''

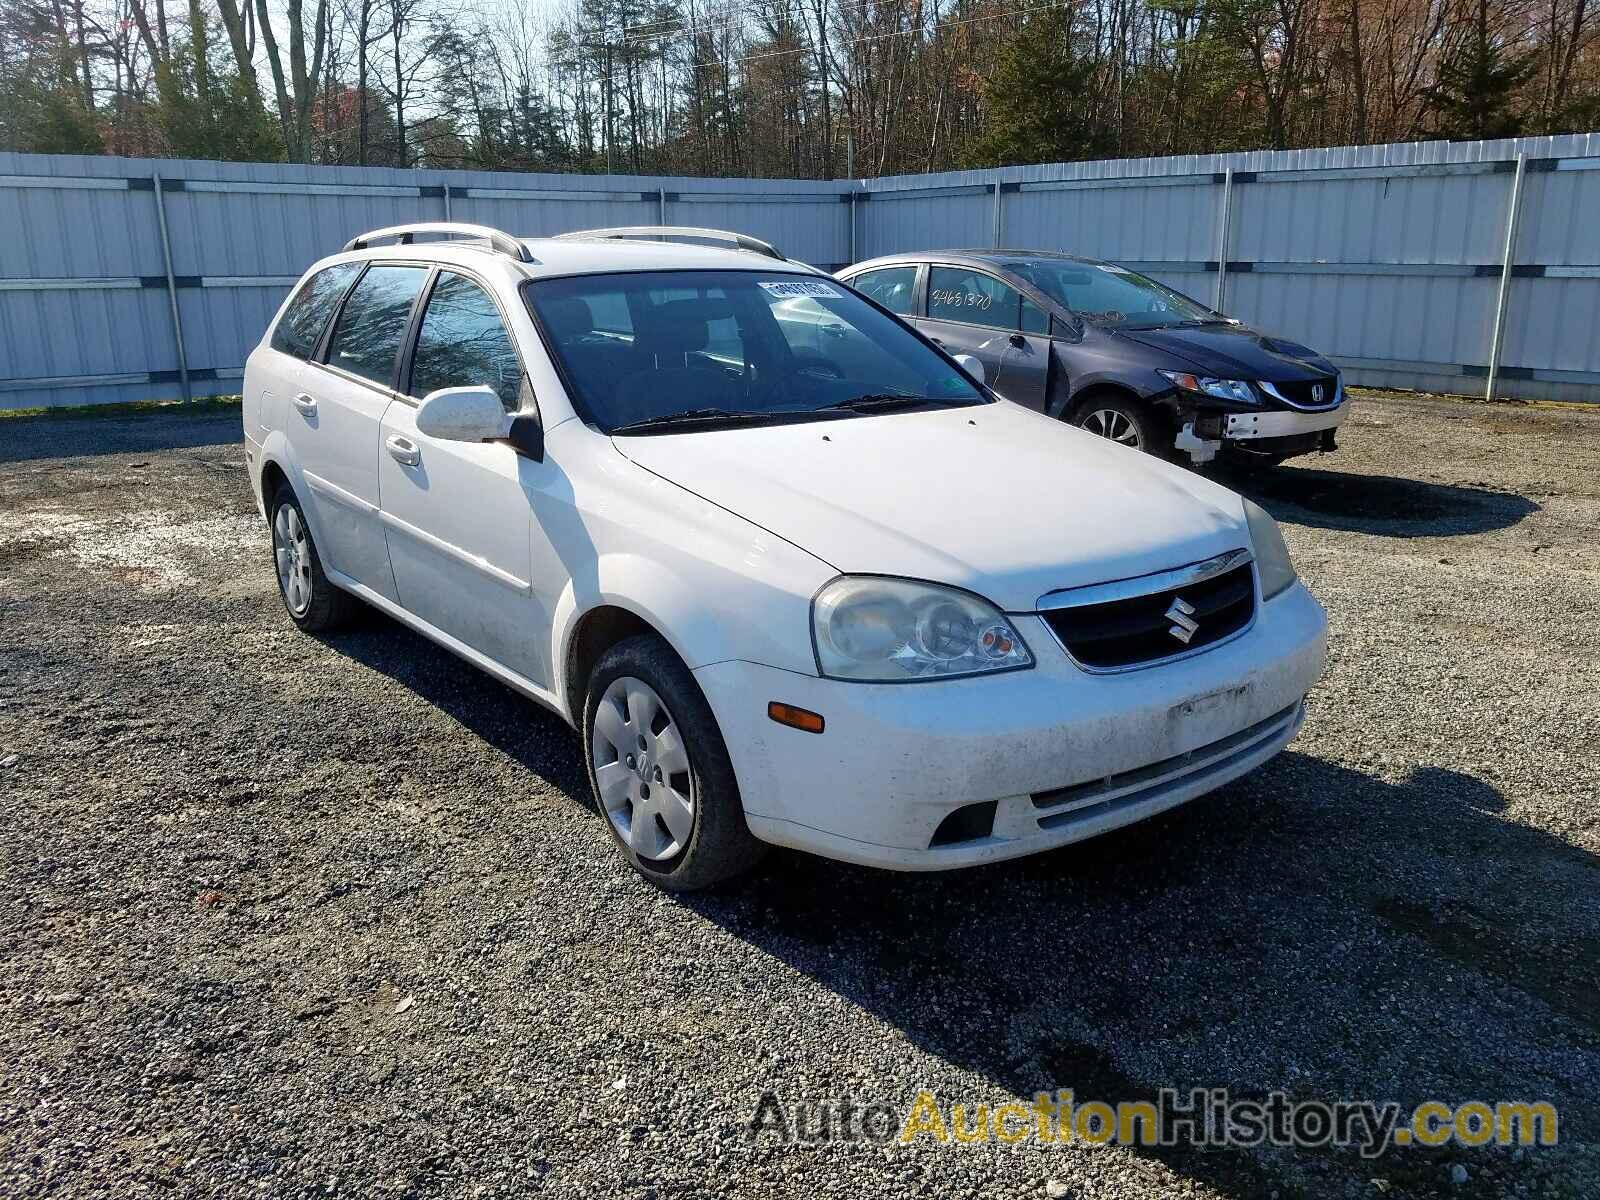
[759,280,844,298]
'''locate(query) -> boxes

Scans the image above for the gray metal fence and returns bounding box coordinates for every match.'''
[4,134,1599,410]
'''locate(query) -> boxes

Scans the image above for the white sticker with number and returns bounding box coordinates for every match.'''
[759,279,844,299]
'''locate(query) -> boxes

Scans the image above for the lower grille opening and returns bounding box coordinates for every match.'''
[1031,703,1301,814]
[930,800,998,847]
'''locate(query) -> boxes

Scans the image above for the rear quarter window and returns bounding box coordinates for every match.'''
[848,266,918,315]
[270,263,360,359]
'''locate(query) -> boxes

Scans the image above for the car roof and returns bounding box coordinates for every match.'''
[848,249,1103,271]
[317,236,827,281]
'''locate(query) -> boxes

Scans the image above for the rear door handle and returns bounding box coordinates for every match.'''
[929,337,945,346]
[292,392,317,415]
[386,435,421,467]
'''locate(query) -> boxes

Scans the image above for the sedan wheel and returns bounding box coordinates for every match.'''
[1080,407,1143,449]
[272,502,314,617]
[591,675,696,862]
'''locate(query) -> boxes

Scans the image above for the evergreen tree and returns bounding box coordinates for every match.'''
[1425,0,1539,140]
[969,10,1114,168]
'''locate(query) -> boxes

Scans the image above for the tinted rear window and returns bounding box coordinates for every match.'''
[270,263,360,359]
[324,264,428,387]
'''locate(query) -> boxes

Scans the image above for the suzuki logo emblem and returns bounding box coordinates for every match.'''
[1165,597,1200,644]
[1311,383,1325,405]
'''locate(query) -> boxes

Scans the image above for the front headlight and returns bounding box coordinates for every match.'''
[812,576,1033,682]
[1243,499,1297,600]
[1159,370,1258,404]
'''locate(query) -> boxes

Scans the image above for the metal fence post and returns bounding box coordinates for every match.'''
[848,189,857,264]
[658,186,667,223]
[992,175,1004,248]
[442,183,452,220]
[1486,152,1529,403]
[1214,167,1234,311]
[152,171,192,403]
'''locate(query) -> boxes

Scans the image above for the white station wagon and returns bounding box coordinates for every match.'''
[242,222,1328,890]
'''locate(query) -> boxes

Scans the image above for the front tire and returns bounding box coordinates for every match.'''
[1070,394,1167,457]
[583,635,766,891]
[269,484,356,632]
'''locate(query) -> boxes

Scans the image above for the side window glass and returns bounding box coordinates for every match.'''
[1020,296,1050,335]
[927,267,1021,331]
[270,263,359,359]
[410,272,526,411]
[850,266,917,315]
[323,264,428,387]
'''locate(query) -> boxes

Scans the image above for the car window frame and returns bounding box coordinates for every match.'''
[313,259,433,397]
[923,262,1038,334]
[844,264,920,317]
[270,261,363,362]
[400,264,535,414]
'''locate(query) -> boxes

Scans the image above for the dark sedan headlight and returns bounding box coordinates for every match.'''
[1159,371,1258,404]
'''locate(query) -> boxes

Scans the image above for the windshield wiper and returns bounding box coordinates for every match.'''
[609,407,781,434]
[814,393,971,414]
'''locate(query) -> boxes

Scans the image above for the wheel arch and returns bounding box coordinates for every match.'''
[253,435,341,573]
[562,603,666,728]
[1062,380,1150,423]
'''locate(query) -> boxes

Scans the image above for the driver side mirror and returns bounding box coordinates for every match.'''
[953,353,985,387]
[416,385,543,461]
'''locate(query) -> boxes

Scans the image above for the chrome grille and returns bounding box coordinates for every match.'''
[1037,550,1257,672]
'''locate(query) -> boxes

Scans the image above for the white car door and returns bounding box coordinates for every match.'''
[377,268,552,687]
[294,262,430,601]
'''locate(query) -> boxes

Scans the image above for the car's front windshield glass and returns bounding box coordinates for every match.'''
[524,270,986,433]
[1005,260,1218,330]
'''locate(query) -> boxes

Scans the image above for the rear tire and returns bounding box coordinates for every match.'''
[269,483,357,632]
[582,634,766,891]
[1069,394,1169,458]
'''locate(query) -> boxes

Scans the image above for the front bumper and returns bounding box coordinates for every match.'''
[694,582,1328,871]
[1223,405,1347,441]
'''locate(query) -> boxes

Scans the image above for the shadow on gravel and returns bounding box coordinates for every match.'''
[0,410,243,463]
[1228,465,1539,538]
[312,612,592,805]
[680,753,1600,1198]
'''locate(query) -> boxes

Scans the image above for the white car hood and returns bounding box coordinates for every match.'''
[612,402,1250,612]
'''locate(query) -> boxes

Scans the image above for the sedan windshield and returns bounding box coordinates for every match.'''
[524,270,985,433]
[1005,260,1219,330]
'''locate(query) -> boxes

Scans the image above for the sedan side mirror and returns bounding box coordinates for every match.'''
[416,385,543,461]
[953,353,985,387]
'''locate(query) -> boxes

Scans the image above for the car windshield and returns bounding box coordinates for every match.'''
[1005,260,1219,330]
[524,270,986,433]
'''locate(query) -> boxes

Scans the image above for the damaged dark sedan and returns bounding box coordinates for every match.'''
[838,250,1347,469]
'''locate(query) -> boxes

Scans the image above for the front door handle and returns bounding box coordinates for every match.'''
[292,392,318,415]
[386,435,421,467]
[1008,333,1027,349]
[929,336,945,346]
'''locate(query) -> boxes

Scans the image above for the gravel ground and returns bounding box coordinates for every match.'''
[1,393,1597,1200]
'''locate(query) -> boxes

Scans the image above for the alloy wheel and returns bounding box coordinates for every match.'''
[1081,408,1142,449]
[273,504,313,617]
[591,676,696,861]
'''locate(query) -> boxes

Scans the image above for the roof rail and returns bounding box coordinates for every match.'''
[555,226,785,261]
[344,222,533,263]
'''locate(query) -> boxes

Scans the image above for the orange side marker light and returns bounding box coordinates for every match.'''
[768,701,825,734]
